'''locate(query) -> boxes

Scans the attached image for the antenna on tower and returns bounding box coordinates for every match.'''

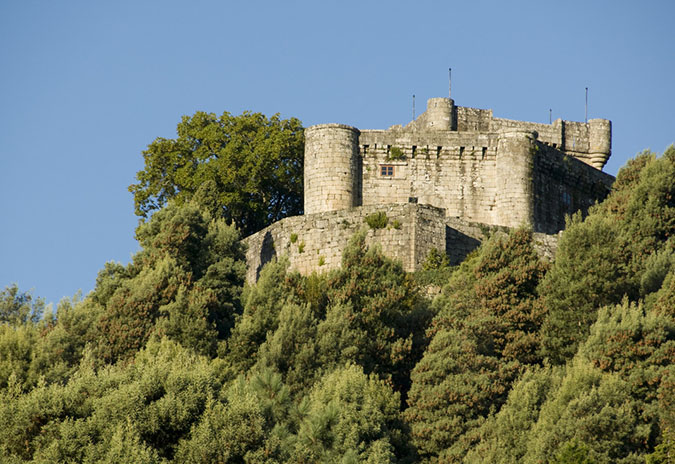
[412,94,416,120]
[549,108,552,124]
[585,87,588,123]
[448,68,452,98]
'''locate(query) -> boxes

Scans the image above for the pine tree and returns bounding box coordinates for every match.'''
[405,229,547,461]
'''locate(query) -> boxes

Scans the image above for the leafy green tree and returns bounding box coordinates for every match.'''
[0,284,45,326]
[225,257,295,375]
[229,233,430,399]
[0,323,37,390]
[129,110,304,236]
[405,327,520,461]
[540,146,675,364]
[470,299,674,464]
[253,302,322,397]
[95,257,189,363]
[647,364,675,463]
[579,300,675,407]
[538,213,633,364]
[95,200,245,363]
[315,232,429,396]
[651,270,675,318]
[293,364,414,463]
[175,372,290,463]
[27,294,102,386]
[522,360,643,464]
[95,420,164,464]
[0,338,222,462]
[613,146,675,275]
[90,261,138,308]
[553,440,598,464]
[464,366,564,464]
[470,228,548,364]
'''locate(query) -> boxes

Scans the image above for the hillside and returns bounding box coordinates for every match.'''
[1,145,673,463]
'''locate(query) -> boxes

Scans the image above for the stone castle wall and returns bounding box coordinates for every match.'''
[302,97,613,234]
[243,203,478,283]
[243,203,559,283]
[359,129,500,226]
[358,129,612,233]
[532,141,614,233]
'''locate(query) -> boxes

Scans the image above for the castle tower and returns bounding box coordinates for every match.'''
[588,119,612,170]
[304,124,361,215]
[495,129,536,228]
[424,97,456,130]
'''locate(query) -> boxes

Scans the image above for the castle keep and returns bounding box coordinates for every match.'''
[245,97,614,282]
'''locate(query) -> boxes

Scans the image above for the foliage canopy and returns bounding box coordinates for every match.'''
[129,111,304,236]
[3,143,675,463]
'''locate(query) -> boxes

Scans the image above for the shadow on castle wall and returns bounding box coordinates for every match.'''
[256,230,276,281]
[445,226,481,265]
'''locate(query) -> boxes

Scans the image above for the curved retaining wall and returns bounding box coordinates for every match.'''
[242,203,559,283]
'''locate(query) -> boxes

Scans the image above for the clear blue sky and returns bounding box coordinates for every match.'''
[1,0,673,307]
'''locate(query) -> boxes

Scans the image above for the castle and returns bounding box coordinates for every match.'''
[244,96,615,282]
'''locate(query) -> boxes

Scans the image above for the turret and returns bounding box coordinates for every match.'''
[424,97,455,130]
[495,129,536,228]
[588,118,611,170]
[304,124,361,214]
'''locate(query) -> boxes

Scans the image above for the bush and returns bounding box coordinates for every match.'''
[365,212,388,230]
[389,146,404,160]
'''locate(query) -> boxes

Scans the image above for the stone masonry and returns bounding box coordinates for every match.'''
[244,96,614,282]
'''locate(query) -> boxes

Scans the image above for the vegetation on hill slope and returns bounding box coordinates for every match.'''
[1,136,673,462]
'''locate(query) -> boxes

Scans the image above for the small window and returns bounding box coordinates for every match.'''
[459,146,465,157]
[381,165,395,177]
[363,144,369,155]
[412,146,417,157]
[482,147,487,158]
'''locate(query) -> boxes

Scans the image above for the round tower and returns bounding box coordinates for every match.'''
[588,118,611,170]
[425,97,455,130]
[304,124,361,215]
[495,129,536,229]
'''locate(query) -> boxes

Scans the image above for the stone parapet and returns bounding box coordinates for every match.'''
[243,203,561,283]
[244,204,455,283]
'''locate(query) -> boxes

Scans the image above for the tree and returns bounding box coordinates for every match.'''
[405,229,548,461]
[316,232,429,397]
[538,213,633,364]
[463,366,564,464]
[129,110,304,236]
[293,364,414,463]
[0,284,45,326]
[0,338,221,463]
[253,302,322,397]
[95,200,246,363]
[225,257,295,375]
[540,145,675,364]
[522,360,644,464]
